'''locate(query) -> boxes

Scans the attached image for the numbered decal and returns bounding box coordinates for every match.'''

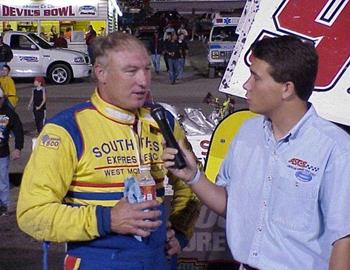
[273,0,350,91]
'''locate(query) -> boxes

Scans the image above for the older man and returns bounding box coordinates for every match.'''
[17,32,199,270]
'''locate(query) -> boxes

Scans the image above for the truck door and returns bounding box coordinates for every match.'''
[9,34,42,77]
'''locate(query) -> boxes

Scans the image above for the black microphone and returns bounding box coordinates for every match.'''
[150,104,186,169]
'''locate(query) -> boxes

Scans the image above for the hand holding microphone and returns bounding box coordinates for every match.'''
[150,104,186,169]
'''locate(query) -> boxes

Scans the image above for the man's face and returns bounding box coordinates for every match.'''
[96,45,151,112]
[243,57,285,117]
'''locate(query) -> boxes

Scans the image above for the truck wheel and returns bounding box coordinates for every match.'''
[48,64,72,84]
[208,67,215,78]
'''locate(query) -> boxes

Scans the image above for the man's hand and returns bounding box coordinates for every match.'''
[330,236,350,270]
[11,149,21,160]
[166,222,181,256]
[161,139,198,183]
[110,198,162,237]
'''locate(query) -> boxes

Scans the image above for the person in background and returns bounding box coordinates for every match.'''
[0,87,23,216]
[17,32,200,270]
[39,32,48,41]
[48,26,58,42]
[162,35,350,270]
[27,77,46,134]
[85,25,97,64]
[53,32,68,48]
[4,24,13,32]
[0,65,18,109]
[63,26,72,42]
[64,27,72,41]
[178,33,189,80]
[149,31,164,74]
[163,33,172,72]
[99,27,106,36]
[165,33,181,84]
[163,22,175,41]
[177,24,188,40]
[0,35,13,68]
[125,26,132,35]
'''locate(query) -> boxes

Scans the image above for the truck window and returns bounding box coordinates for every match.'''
[28,33,52,49]
[10,35,38,50]
[211,26,238,42]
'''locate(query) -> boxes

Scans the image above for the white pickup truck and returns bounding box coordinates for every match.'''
[3,31,91,84]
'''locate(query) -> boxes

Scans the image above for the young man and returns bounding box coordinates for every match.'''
[162,35,350,270]
[17,32,199,270]
[0,87,23,216]
[0,65,18,108]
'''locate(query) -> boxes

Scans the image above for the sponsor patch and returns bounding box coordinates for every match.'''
[19,56,39,62]
[295,169,313,182]
[40,134,61,149]
[287,157,319,181]
[78,5,96,15]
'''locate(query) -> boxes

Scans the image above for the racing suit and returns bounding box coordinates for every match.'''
[17,90,200,270]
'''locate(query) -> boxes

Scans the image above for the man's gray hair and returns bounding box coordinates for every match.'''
[93,31,146,66]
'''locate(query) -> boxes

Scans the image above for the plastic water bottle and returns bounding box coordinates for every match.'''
[138,166,157,233]
[138,166,156,202]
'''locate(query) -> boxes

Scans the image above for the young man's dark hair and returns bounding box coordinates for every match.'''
[251,35,318,101]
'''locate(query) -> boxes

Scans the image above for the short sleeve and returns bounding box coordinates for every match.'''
[320,150,350,245]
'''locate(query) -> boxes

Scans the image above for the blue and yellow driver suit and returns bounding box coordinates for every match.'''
[17,90,200,270]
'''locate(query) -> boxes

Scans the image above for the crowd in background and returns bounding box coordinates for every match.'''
[119,11,216,84]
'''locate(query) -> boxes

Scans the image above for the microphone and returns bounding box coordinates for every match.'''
[150,104,186,169]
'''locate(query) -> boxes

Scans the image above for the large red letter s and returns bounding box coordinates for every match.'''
[273,0,350,91]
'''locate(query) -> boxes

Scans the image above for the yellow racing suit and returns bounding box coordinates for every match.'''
[17,90,200,270]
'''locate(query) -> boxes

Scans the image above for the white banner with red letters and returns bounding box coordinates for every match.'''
[0,2,98,18]
[220,0,350,126]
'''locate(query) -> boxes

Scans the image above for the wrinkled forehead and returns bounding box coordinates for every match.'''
[110,42,148,58]
[117,40,147,53]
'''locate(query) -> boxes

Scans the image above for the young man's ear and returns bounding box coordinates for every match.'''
[282,81,296,100]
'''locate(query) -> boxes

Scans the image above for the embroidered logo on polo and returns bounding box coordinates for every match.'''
[40,134,61,150]
[295,169,312,182]
[288,158,319,182]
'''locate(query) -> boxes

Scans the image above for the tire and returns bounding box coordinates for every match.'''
[48,63,72,84]
[208,67,215,78]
